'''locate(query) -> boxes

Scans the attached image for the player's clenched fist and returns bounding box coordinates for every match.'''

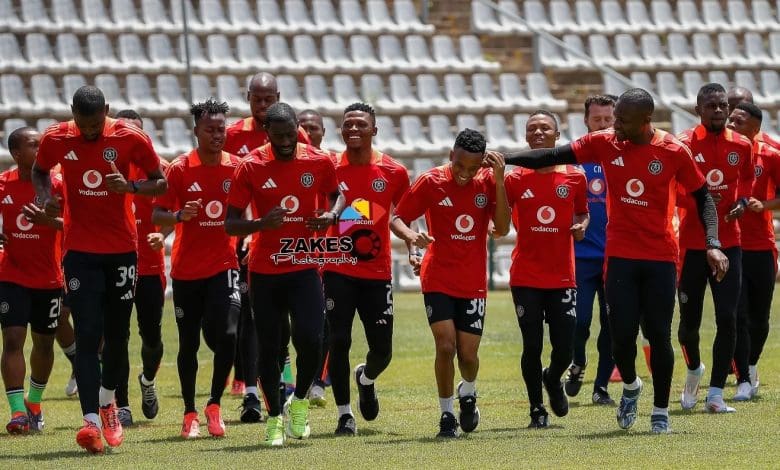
[178,198,202,221]
[258,206,289,230]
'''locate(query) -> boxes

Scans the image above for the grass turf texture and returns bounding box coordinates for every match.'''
[0,290,778,468]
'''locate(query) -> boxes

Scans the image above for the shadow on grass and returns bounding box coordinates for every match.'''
[202,442,313,452]
[0,450,87,461]
[314,427,399,440]
[142,435,190,444]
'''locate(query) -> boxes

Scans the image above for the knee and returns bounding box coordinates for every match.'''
[2,333,25,352]
[715,310,737,333]
[328,328,352,353]
[435,339,457,360]
[456,348,478,368]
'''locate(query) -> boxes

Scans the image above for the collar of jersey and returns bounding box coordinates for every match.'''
[187,149,232,167]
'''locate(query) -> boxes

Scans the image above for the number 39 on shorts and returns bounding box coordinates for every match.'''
[116,265,136,287]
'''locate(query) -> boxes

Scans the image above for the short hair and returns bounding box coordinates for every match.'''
[264,102,297,127]
[116,109,141,121]
[344,102,376,122]
[584,95,616,117]
[298,109,322,119]
[735,102,763,122]
[618,88,654,114]
[697,82,727,104]
[454,128,486,154]
[606,94,619,102]
[528,109,559,131]
[72,85,106,115]
[7,126,36,152]
[190,98,230,124]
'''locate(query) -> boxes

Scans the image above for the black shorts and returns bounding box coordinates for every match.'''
[63,250,138,324]
[0,281,63,334]
[423,292,486,336]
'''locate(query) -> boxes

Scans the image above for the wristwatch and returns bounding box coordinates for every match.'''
[706,238,722,250]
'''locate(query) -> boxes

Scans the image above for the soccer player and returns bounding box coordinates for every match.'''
[505,111,589,428]
[501,88,728,434]
[0,127,63,434]
[565,95,617,406]
[298,108,333,407]
[676,83,754,414]
[223,72,309,419]
[32,86,166,453]
[225,103,342,446]
[727,102,780,401]
[152,99,240,439]
[727,86,780,149]
[112,109,167,426]
[321,103,410,435]
[392,129,509,438]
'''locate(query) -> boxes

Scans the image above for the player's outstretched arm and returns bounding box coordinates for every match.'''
[503,144,578,169]
[692,184,729,281]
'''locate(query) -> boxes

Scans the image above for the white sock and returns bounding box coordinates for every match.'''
[84,413,101,428]
[439,396,454,414]
[310,384,325,397]
[98,387,115,407]
[245,386,259,398]
[337,404,353,417]
[458,379,476,397]
[140,374,154,386]
[62,342,76,355]
[708,386,723,399]
[651,406,669,417]
[359,371,374,386]
[624,377,642,391]
[749,365,758,385]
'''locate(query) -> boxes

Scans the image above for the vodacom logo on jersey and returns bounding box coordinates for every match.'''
[79,170,108,197]
[200,200,225,227]
[706,169,727,190]
[281,195,303,222]
[452,214,476,241]
[532,205,559,233]
[621,178,649,207]
[13,213,40,239]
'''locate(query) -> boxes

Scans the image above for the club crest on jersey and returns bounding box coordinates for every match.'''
[371,178,386,192]
[0,302,8,314]
[68,278,80,291]
[222,178,231,193]
[648,159,663,175]
[727,152,739,166]
[326,298,335,311]
[555,185,570,199]
[474,193,488,208]
[175,307,184,319]
[300,172,314,188]
[426,305,433,318]
[755,165,763,177]
[33,195,43,206]
[102,147,118,162]
[516,305,524,318]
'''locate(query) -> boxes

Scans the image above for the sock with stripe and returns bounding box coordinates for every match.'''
[62,342,76,367]
[26,378,46,414]
[6,388,25,416]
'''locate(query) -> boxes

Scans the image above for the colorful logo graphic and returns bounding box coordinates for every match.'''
[338,198,385,233]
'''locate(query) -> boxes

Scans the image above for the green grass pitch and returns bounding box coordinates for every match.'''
[0,290,778,468]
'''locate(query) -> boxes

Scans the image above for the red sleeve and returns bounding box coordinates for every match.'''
[573,171,588,214]
[675,146,706,193]
[226,160,253,210]
[320,158,338,195]
[51,173,64,197]
[569,132,604,164]
[771,151,780,190]
[131,133,162,175]
[35,132,61,171]
[297,128,311,145]
[394,174,432,223]
[154,164,180,211]
[738,142,755,200]
[392,166,411,206]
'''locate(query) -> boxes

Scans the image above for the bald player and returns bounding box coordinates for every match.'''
[727,87,780,149]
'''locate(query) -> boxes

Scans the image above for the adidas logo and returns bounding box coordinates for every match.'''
[187,182,202,192]
[611,156,624,166]
[521,189,534,199]
[1,195,13,204]
[338,181,349,192]
[694,153,705,163]
[238,144,249,155]
[64,150,78,161]
[262,178,278,189]
[120,290,133,300]
[438,197,453,207]
[382,307,394,316]
[470,319,483,330]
